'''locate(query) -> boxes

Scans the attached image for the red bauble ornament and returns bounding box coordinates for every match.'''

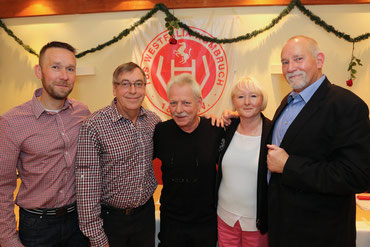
[346,79,353,87]
[169,37,177,45]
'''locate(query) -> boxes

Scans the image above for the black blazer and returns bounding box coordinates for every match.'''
[268,78,370,247]
[216,114,272,234]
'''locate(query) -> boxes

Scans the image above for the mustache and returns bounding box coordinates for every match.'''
[173,112,188,117]
[287,71,305,78]
[54,81,70,86]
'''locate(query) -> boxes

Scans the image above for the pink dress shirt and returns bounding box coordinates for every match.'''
[0,88,90,246]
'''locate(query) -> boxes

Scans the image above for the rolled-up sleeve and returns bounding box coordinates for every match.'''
[76,122,108,247]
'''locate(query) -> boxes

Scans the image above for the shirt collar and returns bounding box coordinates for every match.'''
[32,88,73,119]
[288,74,326,104]
[110,98,147,122]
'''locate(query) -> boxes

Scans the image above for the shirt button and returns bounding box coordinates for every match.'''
[61,132,65,136]
[65,152,68,155]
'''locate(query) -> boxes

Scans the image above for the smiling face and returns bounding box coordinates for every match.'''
[168,83,202,133]
[113,67,146,120]
[35,47,76,101]
[232,87,263,120]
[281,37,324,92]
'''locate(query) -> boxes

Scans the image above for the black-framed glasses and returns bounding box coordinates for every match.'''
[115,80,146,88]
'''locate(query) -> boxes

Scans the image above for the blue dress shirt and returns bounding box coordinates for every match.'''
[267,75,326,181]
[271,75,326,146]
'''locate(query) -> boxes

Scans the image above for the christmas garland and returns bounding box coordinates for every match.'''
[0,0,368,85]
[0,20,38,56]
[1,0,369,57]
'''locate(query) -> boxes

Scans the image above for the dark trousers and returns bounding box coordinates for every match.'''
[158,214,217,247]
[19,208,88,247]
[101,197,155,247]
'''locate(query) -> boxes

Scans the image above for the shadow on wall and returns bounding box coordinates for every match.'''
[0,34,40,114]
[271,74,291,107]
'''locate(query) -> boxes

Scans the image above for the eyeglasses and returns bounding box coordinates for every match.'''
[115,80,146,88]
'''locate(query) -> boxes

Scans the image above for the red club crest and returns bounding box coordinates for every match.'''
[141,27,228,115]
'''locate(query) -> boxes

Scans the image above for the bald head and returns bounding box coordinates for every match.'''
[283,35,321,58]
[281,36,325,92]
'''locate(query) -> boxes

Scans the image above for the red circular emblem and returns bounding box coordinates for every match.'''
[141,27,228,116]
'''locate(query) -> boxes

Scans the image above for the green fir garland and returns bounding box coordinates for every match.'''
[0,0,369,58]
[0,19,38,56]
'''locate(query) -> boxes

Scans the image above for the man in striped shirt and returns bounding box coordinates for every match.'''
[0,41,90,247]
[76,62,161,247]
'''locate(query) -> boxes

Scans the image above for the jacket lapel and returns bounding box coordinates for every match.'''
[272,94,289,123]
[278,78,331,148]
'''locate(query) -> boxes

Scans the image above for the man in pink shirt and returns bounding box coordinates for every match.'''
[0,41,90,247]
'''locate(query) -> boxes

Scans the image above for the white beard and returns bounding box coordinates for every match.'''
[286,71,309,92]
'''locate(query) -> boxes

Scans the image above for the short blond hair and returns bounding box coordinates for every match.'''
[231,76,268,111]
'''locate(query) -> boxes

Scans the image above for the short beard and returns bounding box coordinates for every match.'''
[286,71,309,92]
[42,80,72,100]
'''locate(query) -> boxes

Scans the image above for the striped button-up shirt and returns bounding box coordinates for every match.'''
[0,88,90,247]
[76,100,161,247]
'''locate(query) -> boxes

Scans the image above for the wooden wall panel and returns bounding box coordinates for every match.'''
[0,0,369,18]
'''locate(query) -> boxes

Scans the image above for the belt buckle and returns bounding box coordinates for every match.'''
[55,207,67,216]
[124,208,135,215]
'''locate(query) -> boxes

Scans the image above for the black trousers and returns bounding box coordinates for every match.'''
[158,214,217,247]
[101,197,155,247]
[19,208,88,247]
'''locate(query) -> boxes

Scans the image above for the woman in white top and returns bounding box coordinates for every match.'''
[216,77,272,247]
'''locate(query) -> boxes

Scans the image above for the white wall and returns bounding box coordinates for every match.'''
[1,4,369,119]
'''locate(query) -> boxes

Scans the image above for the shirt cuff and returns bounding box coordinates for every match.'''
[89,233,109,247]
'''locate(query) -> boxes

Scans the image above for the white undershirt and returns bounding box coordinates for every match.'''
[217,131,261,231]
[45,109,61,113]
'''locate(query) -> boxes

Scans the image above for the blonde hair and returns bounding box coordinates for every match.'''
[231,76,268,111]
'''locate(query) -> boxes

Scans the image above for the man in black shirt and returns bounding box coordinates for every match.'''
[154,73,224,247]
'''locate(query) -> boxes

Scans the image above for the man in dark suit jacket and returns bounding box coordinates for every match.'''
[267,35,370,247]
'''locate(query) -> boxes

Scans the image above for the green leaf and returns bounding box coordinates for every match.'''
[351,69,357,74]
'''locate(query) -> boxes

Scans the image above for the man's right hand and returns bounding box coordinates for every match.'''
[221,110,238,126]
[206,114,225,128]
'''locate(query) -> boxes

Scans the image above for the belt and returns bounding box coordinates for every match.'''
[101,197,153,216]
[21,202,76,217]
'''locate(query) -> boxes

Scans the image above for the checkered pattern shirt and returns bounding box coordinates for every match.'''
[0,88,90,247]
[76,100,161,247]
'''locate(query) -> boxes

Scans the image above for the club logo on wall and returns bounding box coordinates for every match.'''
[141,27,228,116]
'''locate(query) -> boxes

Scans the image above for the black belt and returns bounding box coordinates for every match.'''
[101,197,153,216]
[21,202,76,216]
